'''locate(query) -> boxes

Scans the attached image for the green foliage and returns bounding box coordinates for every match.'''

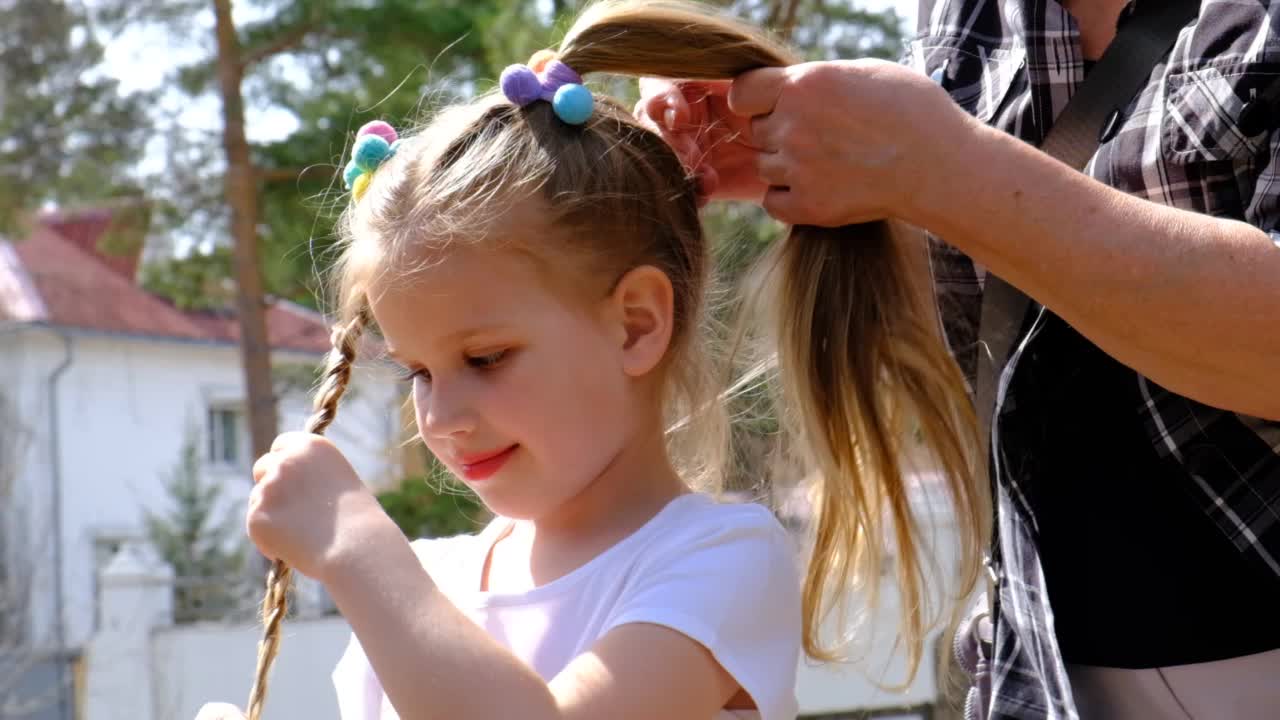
[143,433,248,623]
[107,0,520,308]
[140,246,237,310]
[0,0,152,232]
[114,0,907,312]
[377,451,488,539]
[736,0,907,61]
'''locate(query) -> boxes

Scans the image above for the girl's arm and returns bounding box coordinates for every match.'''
[321,516,739,720]
[213,433,792,720]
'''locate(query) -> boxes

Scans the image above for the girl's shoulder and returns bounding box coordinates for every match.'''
[651,493,794,549]
[633,493,799,579]
[603,494,803,720]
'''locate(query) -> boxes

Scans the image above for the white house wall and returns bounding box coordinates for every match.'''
[1,326,65,652]
[6,328,404,653]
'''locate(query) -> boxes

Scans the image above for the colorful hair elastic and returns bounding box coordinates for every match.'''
[343,120,401,202]
[499,51,594,125]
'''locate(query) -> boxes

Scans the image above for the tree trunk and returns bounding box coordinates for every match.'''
[778,0,803,41]
[212,0,278,461]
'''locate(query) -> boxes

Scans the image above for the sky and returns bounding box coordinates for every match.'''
[97,1,918,176]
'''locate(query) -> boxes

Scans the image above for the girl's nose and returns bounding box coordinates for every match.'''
[413,377,477,439]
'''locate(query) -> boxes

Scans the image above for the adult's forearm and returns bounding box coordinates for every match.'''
[912,119,1280,419]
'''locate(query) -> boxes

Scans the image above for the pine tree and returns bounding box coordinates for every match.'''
[0,0,151,232]
[144,435,248,623]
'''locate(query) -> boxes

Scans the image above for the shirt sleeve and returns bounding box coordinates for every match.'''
[1246,127,1280,244]
[601,505,803,720]
[331,634,383,720]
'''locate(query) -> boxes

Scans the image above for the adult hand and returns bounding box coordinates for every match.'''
[194,703,246,720]
[728,58,973,227]
[248,432,390,582]
[635,78,768,204]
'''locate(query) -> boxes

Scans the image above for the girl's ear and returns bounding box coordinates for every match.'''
[606,265,675,377]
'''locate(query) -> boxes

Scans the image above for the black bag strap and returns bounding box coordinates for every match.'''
[963,0,1201,614]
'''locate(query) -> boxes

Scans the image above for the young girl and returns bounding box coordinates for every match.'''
[200,2,985,719]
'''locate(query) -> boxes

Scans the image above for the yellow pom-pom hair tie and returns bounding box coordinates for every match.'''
[343,120,401,202]
[351,173,373,202]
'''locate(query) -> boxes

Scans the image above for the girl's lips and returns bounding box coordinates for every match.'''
[458,445,517,481]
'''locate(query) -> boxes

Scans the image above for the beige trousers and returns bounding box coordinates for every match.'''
[1066,648,1280,719]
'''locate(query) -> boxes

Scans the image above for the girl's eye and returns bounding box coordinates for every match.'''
[467,350,507,369]
[398,366,431,384]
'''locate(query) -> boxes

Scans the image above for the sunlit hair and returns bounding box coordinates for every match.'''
[315,0,986,683]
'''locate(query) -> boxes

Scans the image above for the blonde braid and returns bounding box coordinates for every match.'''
[245,312,368,720]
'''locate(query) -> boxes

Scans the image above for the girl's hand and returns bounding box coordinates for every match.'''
[194,703,246,720]
[248,432,390,582]
[634,78,768,204]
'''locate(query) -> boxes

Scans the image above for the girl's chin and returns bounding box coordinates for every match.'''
[467,487,556,523]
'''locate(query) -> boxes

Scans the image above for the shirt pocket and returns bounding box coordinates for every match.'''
[909,37,1026,124]
[1161,61,1280,165]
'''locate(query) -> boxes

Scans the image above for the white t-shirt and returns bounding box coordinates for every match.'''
[331,492,801,720]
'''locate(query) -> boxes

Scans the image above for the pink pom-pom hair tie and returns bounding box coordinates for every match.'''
[343,120,402,202]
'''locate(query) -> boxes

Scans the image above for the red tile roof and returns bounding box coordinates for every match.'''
[0,209,333,355]
[41,207,142,280]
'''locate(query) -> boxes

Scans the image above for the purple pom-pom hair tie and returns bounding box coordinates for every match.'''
[500,52,594,126]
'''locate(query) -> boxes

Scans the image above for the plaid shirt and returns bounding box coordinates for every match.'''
[908,1,1280,718]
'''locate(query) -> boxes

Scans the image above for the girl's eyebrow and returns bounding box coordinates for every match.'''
[440,324,512,342]
[384,326,512,361]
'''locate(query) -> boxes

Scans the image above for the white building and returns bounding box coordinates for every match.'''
[0,208,405,718]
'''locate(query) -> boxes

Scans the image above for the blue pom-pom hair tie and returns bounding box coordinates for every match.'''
[500,50,594,126]
[343,120,401,202]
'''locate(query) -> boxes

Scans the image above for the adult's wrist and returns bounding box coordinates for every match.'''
[901,114,1005,246]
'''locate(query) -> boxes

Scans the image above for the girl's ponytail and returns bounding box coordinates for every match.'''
[558,0,987,679]
[764,223,984,676]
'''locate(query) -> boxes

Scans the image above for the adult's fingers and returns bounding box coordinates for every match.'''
[638,78,731,131]
[761,187,805,227]
[678,79,733,104]
[762,187,882,228]
[755,150,791,188]
[637,79,689,131]
[748,112,785,153]
[728,67,787,118]
[695,165,720,204]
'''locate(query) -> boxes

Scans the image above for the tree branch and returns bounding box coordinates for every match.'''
[240,23,315,70]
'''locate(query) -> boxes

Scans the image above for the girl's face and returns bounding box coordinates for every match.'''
[369,245,653,521]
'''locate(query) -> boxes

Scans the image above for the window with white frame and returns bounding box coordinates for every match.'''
[206,405,248,469]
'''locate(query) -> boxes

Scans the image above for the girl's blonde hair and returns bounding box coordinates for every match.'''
[281,0,985,691]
